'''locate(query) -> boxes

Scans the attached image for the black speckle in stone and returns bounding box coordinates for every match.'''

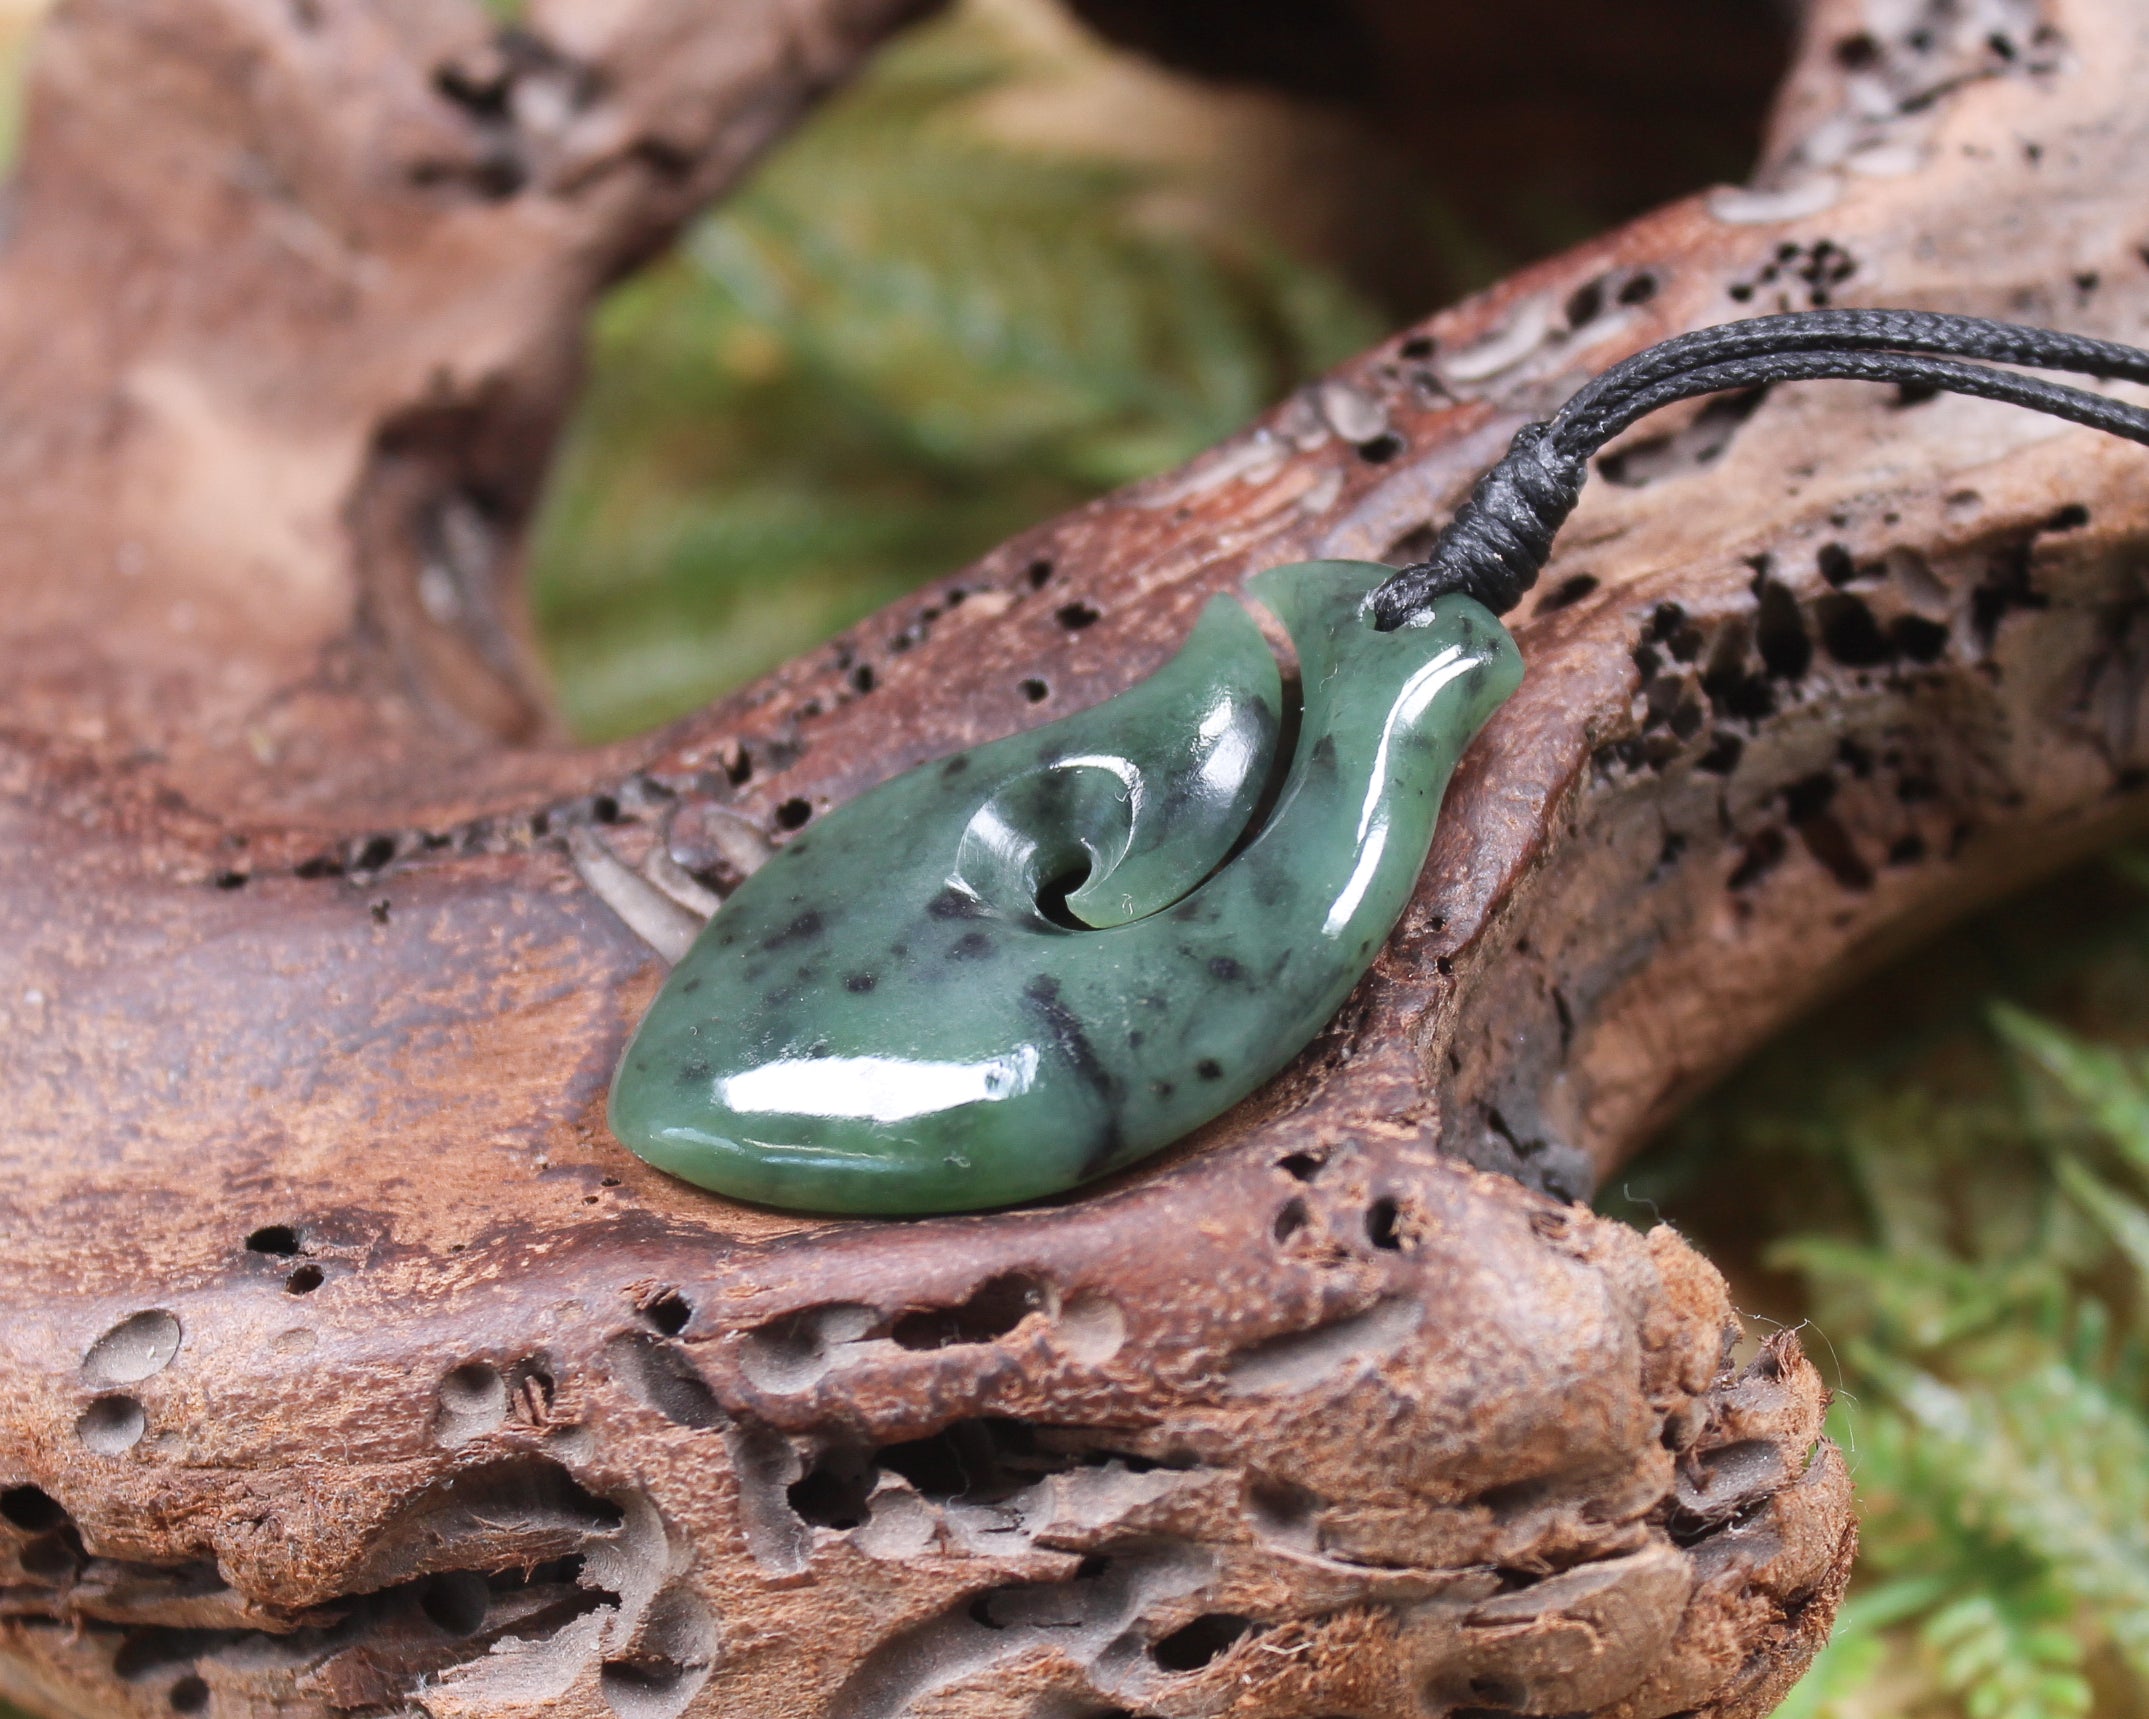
[1170,898,1207,922]
[928,886,987,920]
[949,930,995,961]
[844,972,877,993]
[889,940,910,958]
[1021,975,1125,1169]
[1208,956,1245,982]
[761,909,826,952]
[941,755,970,779]
[680,976,701,993]
[1196,1058,1224,1081]
[1152,1080,1175,1098]
[1128,1029,1145,1047]
[1307,733,1338,775]
[675,1058,711,1090]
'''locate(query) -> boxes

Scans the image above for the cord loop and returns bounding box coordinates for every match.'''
[1368,423,1582,628]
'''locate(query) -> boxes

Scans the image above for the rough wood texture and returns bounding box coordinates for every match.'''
[5,0,2146,1713]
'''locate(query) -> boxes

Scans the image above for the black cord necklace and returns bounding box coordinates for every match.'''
[1372,308,2149,627]
[607,309,2149,1216]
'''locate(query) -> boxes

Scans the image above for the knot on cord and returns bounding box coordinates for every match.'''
[1369,422,1584,627]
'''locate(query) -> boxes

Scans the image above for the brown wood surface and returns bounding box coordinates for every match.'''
[4,0,2146,1714]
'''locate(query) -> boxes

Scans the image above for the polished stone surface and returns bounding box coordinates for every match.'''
[610,560,1522,1213]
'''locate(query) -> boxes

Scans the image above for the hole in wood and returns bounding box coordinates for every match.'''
[600,1585,716,1719]
[82,1311,183,1386]
[739,1302,877,1392]
[1151,1612,1252,1671]
[608,1334,724,1431]
[419,1570,491,1637]
[1057,1290,1126,1363]
[639,1290,691,1337]
[76,1395,146,1456]
[890,1274,1048,1350]
[0,1484,66,1531]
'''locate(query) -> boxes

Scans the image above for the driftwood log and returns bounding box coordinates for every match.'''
[4,0,2147,1713]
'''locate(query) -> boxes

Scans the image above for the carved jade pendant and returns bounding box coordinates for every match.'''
[609,560,1521,1214]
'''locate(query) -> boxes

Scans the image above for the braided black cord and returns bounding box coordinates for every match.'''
[1583,350,2149,452]
[1551,308,2149,455]
[1370,311,2149,630]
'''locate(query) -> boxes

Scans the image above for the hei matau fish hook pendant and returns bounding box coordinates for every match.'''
[609,560,1520,1214]
[612,308,2149,1212]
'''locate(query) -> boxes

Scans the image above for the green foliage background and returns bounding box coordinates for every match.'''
[1,3,2145,1715]
[1608,859,2149,1719]
[528,9,1379,738]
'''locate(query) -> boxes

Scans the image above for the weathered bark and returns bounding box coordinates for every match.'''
[3,0,2144,1714]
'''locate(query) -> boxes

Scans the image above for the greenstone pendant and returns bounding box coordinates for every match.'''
[609,560,1522,1214]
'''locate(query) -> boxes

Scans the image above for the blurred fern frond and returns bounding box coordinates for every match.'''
[1649,862,2149,1719]
[1607,854,2149,1719]
[528,4,1379,739]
